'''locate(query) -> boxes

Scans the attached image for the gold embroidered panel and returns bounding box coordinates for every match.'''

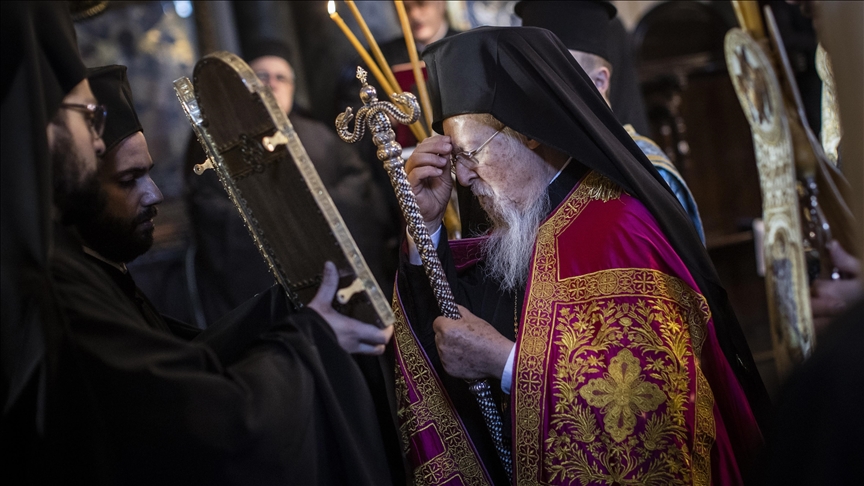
[392,295,492,486]
[513,173,715,485]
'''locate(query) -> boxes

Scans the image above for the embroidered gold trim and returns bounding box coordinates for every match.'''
[692,367,716,486]
[582,171,623,202]
[513,173,715,485]
[392,296,492,486]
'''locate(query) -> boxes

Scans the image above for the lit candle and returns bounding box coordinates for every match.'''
[329,2,393,96]
[394,0,434,129]
[345,0,401,97]
[328,1,426,141]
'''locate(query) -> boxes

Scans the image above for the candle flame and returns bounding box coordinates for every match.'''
[327,1,335,15]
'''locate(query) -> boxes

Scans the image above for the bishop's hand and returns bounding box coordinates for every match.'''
[405,135,453,234]
[433,305,513,380]
[308,261,393,355]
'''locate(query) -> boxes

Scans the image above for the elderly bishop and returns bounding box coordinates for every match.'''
[394,27,768,486]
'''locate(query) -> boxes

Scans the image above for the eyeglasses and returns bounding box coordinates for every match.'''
[59,103,107,138]
[255,72,294,85]
[450,128,502,172]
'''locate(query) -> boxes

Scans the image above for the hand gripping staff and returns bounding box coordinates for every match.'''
[335,67,512,480]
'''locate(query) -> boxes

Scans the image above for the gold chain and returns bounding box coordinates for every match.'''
[514,292,519,336]
[504,292,520,407]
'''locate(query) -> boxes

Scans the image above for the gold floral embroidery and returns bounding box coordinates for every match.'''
[513,172,716,485]
[579,349,666,443]
[544,294,702,485]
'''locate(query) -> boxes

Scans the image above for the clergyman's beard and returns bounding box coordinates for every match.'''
[51,124,155,263]
[77,205,157,263]
[475,183,550,292]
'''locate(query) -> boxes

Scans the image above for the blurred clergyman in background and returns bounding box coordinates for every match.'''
[514,0,705,243]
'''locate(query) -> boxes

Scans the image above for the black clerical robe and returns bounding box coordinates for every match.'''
[41,224,392,485]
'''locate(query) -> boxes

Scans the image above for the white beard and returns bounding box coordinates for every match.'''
[474,182,550,292]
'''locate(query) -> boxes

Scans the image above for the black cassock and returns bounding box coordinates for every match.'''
[42,224,392,485]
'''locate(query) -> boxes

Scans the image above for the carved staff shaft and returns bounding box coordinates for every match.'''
[373,114,461,319]
[336,68,512,479]
[336,70,459,318]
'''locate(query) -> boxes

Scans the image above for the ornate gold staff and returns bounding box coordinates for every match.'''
[726,2,858,378]
[336,67,512,479]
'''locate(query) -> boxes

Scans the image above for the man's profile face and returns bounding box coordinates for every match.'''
[405,1,448,45]
[444,114,553,291]
[77,131,164,263]
[445,115,552,215]
[49,79,107,226]
[48,79,105,186]
[250,56,295,115]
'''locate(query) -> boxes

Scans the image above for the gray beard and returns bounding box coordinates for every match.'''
[476,184,550,292]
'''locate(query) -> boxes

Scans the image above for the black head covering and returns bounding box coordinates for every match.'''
[517,1,652,137]
[87,65,142,152]
[243,38,293,65]
[423,26,770,426]
[1,0,86,432]
[515,1,616,59]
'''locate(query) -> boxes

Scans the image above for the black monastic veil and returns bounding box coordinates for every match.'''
[1,0,87,441]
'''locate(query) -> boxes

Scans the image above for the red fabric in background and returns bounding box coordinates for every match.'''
[392,63,428,147]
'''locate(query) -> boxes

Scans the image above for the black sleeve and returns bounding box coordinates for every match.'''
[47,250,391,486]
